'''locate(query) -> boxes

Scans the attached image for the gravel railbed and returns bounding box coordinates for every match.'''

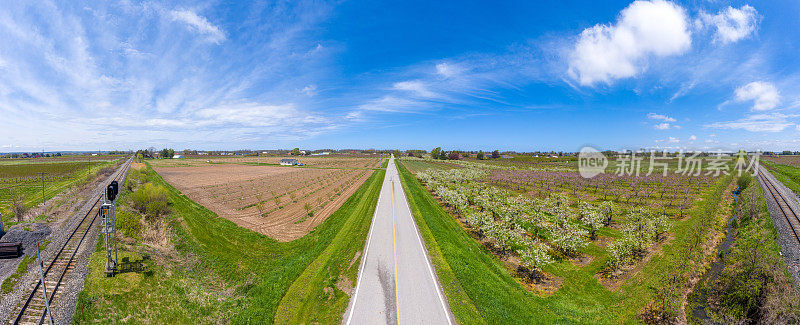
[757,167,800,294]
[59,161,130,324]
[0,160,129,322]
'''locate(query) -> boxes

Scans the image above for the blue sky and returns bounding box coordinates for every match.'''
[1,0,799,152]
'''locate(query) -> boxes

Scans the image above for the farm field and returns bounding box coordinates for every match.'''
[398,156,755,322]
[763,159,800,195]
[149,155,385,169]
[764,155,800,168]
[75,162,386,323]
[151,158,383,241]
[0,157,120,219]
[401,159,460,174]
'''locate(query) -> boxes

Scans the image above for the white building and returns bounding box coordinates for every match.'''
[280,158,299,166]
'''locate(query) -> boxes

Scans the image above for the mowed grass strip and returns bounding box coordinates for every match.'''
[75,163,384,324]
[396,159,734,323]
[275,168,385,323]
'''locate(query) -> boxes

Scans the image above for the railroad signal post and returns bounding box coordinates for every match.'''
[102,180,119,277]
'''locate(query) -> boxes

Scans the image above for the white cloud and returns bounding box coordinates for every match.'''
[194,102,322,128]
[706,113,794,132]
[170,9,226,44]
[357,96,422,113]
[697,5,759,44]
[734,81,780,111]
[393,80,437,98]
[647,112,676,122]
[689,135,697,141]
[302,85,316,96]
[654,123,671,130]
[668,137,679,143]
[435,62,461,79]
[567,0,691,86]
[653,122,681,130]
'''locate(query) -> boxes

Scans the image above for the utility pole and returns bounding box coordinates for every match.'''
[37,172,46,205]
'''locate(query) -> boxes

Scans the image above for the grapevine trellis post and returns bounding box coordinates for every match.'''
[37,172,46,205]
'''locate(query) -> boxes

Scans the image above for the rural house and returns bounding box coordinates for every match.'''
[280,158,299,166]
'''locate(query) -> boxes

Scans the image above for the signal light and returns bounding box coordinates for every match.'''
[107,181,119,201]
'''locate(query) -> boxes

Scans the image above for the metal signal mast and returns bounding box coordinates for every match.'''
[101,181,119,276]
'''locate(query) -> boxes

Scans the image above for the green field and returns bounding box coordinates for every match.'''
[75,162,385,323]
[397,159,736,323]
[763,160,800,195]
[0,158,118,220]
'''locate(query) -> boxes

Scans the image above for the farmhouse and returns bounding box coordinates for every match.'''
[280,158,299,166]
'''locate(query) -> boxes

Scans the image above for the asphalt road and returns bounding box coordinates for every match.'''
[343,157,454,325]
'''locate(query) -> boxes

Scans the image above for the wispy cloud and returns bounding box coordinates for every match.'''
[170,9,226,44]
[706,113,795,132]
[648,112,677,122]
[0,1,337,150]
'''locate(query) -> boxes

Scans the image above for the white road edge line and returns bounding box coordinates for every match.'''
[345,166,385,325]
[396,163,454,325]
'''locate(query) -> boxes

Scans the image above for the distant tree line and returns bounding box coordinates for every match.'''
[419,147,504,161]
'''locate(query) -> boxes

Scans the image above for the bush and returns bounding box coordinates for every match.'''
[130,183,169,219]
[116,208,142,239]
[736,173,752,192]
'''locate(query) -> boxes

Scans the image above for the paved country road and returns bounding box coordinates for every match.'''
[343,157,454,325]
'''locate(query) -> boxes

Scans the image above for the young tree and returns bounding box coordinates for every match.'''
[476,151,485,160]
[517,242,553,280]
[392,150,402,158]
[552,222,588,254]
[438,150,448,160]
[491,150,501,159]
[580,204,604,240]
[448,151,461,160]
[291,148,301,156]
[430,147,442,159]
[599,201,616,226]
[10,188,26,222]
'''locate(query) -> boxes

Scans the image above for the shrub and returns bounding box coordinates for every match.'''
[736,173,753,192]
[116,208,142,239]
[130,183,169,219]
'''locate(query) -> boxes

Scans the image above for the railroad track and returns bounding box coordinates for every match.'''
[758,167,800,245]
[9,158,132,325]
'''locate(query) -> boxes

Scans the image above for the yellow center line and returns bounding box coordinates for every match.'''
[391,171,400,323]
